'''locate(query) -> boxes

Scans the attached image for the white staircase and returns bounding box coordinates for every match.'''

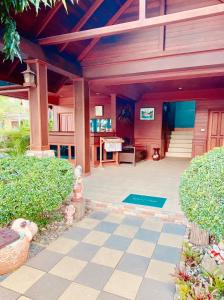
[166,129,193,158]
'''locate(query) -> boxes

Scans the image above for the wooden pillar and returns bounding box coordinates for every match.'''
[73,79,90,174]
[111,94,117,133]
[28,60,49,151]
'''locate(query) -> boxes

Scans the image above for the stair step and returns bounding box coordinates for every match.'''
[172,131,193,135]
[169,140,192,145]
[166,152,192,158]
[169,143,192,149]
[170,135,193,140]
[168,147,192,153]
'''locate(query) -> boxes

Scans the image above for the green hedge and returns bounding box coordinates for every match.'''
[0,156,74,227]
[180,147,224,241]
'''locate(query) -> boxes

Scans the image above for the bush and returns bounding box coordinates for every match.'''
[180,147,224,241]
[0,156,74,227]
[0,124,30,156]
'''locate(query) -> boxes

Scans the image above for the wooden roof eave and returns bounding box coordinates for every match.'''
[0,34,82,80]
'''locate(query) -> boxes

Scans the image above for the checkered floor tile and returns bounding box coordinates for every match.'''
[0,212,186,300]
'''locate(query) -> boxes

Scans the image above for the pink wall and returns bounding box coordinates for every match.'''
[90,95,111,119]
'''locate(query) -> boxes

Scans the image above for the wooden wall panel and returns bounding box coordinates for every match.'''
[90,95,111,119]
[135,89,224,158]
[82,0,224,67]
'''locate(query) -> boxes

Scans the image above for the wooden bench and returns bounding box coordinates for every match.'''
[119,145,147,166]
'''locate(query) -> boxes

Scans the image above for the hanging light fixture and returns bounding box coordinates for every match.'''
[21,65,36,87]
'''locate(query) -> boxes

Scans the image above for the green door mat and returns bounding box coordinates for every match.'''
[123,194,166,208]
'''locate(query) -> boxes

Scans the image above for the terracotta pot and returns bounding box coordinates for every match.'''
[152,148,161,161]
[0,234,29,275]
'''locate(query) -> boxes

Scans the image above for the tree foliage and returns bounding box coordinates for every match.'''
[0,0,75,61]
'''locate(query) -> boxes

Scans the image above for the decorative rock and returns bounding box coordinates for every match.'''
[0,219,38,275]
[201,253,224,273]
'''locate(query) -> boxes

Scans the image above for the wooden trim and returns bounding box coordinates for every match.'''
[139,0,146,20]
[78,0,135,61]
[59,0,104,52]
[159,0,166,51]
[39,4,224,46]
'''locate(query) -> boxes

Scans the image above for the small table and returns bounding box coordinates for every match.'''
[99,137,124,167]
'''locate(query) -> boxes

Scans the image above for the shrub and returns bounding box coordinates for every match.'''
[0,156,74,227]
[180,147,224,241]
[0,124,30,156]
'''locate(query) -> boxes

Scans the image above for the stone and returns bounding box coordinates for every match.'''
[201,253,224,273]
[0,219,38,275]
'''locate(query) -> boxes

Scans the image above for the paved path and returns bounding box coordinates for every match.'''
[0,211,186,300]
[83,158,190,214]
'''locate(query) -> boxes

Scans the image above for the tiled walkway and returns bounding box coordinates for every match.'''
[0,211,186,300]
[84,158,190,214]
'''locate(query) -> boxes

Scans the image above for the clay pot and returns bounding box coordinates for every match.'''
[152,148,161,161]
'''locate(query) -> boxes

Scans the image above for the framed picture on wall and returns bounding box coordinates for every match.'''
[140,108,155,120]
[95,105,103,117]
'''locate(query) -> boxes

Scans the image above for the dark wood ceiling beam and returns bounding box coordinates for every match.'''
[59,0,104,52]
[35,2,63,37]
[38,3,224,46]
[89,66,224,87]
[84,49,224,79]
[0,35,82,79]
[78,0,135,61]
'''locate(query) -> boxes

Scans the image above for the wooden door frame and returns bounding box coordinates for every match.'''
[207,108,224,151]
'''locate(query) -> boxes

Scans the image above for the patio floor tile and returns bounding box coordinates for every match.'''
[68,242,99,261]
[152,244,181,264]
[1,266,44,293]
[95,221,118,233]
[158,232,184,248]
[89,211,108,220]
[76,218,100,230]
[136,278,175,300]
[26,249,63,272]
[141,219,164,232]
[104,214,125,224]
[46,237,78,254]
[104,235,132,251]
[83,230,110,246]
[135,228,160,243]
[114,224,138,238]
[0,286,19,300]
[59,282,100,300]
[25,273,70,300]
[49,256,87,280]
[145,259,175,283]
[127,239,155,258]
[75,262,113,290]
[63,227,90,241]
[91,247,123,268]
[104,270,142,300]
[97,291,127,300]
[162,223,186,236]
[122,216,144,227]
[117,253,150,276]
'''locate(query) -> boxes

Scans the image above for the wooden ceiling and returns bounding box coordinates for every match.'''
[1,0,224,99]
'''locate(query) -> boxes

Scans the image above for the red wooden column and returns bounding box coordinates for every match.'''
[73,79,90,174]
[28,60,49,151]
[111,94,117,133]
